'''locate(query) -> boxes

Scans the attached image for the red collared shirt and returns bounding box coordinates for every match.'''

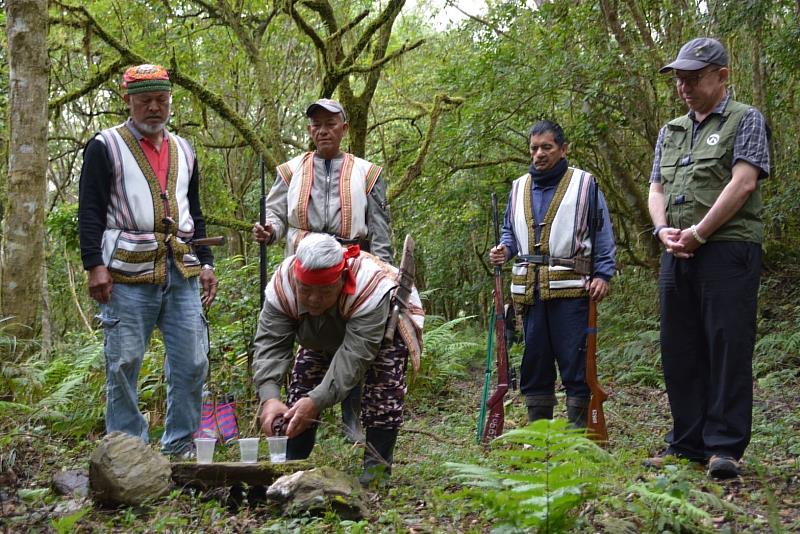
[139,135,169,192]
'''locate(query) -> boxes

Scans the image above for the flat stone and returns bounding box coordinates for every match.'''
[171,460,312,491]
[266,466,367,520]
[52,468,89,497]
[89,432,172,506]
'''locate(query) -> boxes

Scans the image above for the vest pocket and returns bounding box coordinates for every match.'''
[659,155,681,185]
[511,263,534,306]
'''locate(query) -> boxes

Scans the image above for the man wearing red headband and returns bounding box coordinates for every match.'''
[252,233,423,485]
[78,64,217,458]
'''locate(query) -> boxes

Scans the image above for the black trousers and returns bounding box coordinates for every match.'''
[520,295,591,399]
[659,241,761,460]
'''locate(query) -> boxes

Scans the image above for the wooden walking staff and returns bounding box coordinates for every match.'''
[585,178,609,445]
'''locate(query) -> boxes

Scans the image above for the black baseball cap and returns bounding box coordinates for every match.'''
[659,37,729,73]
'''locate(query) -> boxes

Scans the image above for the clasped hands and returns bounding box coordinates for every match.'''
[656,226,703,259]
[259,397,319,438]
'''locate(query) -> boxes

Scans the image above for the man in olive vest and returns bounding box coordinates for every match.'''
[489,120,616,428]
[647,38,770,479]
[252,99,394,443]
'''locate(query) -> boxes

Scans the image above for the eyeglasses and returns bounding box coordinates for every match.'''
[673,68,721,87]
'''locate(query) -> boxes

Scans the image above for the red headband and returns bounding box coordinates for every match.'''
[294,245,360,295]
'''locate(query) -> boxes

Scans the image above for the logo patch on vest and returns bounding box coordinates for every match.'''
[706,134,720,146]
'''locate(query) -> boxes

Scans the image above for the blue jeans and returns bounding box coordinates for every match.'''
[99,262,209,454]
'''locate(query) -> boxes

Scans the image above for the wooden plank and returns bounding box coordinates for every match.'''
[171,461,312,490]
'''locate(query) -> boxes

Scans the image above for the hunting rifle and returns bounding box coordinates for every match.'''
[586,177,609,444]
[481,193,512,444]
[249,158,269,376]
[259,158,268,310]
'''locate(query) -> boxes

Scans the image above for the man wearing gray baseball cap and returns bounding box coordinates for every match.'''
[252,97,394,450]
[646,37,770,479]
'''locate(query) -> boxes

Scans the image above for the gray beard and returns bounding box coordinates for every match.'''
[133,118,168,136]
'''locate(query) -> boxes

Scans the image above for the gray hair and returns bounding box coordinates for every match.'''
[295,233,344,270]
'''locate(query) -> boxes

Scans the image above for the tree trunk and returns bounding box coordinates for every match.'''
[1,0,49,337]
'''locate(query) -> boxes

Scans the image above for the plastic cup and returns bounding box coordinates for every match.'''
[194,438,216,464]
[238,437,260,463]
[267,436,288,463]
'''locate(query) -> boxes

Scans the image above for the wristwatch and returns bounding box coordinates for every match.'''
[201,264,215,271]
[653,225,668,238]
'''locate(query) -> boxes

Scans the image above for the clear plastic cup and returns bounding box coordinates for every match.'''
[238,437,260,463]
[267,436,288,463]
[194,438,216,464]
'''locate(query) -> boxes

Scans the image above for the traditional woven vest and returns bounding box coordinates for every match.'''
[265,252,425,370]
[509,167,593,306]
[276,152,382,254]
[659,99,763,243]
[97,124,201,284]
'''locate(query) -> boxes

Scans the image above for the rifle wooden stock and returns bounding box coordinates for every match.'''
[586,271,609,442]
[191,236,226,246]
[482,193,510,445]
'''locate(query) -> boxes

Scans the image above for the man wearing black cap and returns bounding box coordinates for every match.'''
[252,98,394,443]
[647,38,770,479]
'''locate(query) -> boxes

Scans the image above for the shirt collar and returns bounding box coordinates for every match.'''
[687,92,730,123]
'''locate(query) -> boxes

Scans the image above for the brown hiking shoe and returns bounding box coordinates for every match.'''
[643,448,705,469]
[707,455,740,479]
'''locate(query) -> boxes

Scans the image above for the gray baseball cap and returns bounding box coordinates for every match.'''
[659,37,729,73]
[305,98,347,121]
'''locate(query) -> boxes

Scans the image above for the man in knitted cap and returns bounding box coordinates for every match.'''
[78,64,217,457]
[253,233,423,485]
[252,98,394,443]
[646,38,770,479]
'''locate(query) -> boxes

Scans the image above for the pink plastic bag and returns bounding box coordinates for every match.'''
[194,394,239,444]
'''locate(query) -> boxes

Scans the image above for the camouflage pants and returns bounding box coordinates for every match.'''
[287,334,408,430]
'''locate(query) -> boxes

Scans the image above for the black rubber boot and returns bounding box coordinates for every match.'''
[341,385,365,443]
[359,428,398,486]
[286,427,317,460]
[566,396,589,429]
[526,394,556,423]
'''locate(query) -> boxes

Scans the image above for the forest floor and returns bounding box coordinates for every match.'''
[2,267,799,532]
[2,368,798,532]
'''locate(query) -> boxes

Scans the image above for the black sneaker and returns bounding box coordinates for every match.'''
[707,455,740,479]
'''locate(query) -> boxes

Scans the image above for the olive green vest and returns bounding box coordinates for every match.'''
[659,99,763,243]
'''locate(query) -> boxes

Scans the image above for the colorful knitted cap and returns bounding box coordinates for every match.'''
[122,64,171,95]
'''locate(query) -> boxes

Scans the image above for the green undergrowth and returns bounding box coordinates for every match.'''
[1,267,798,531]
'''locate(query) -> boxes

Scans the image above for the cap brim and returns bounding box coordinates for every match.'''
[659,58,711,73]
[305,103,344,118]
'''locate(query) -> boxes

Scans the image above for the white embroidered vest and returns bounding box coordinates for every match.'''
[276,152,382,254]
[509,167,593,303]
[96,124,200,283]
